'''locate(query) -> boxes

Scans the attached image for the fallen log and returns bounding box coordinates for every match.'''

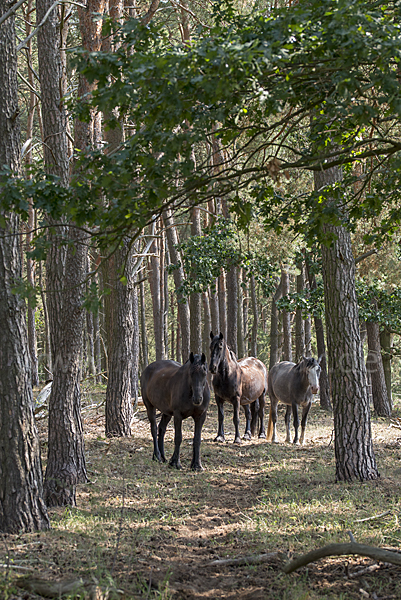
[283,541,401,574]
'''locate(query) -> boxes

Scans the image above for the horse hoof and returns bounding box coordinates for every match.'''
[214,436,225,443]
[243,433,252,441]
[153,454,163,463]
[168,461,182,470]
[234,437,242,444]
[259,432,266,439]
[191,464,204,472]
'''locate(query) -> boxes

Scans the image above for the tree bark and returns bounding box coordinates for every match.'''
[209,280,220,335]
[237,269,245,358]
[295,262,305,361]
[380,327,393,410]
[139,279,149,369]
[281,268,292,362]
[226,266,238,355]
[148,236,164,360]
[305,257,331,410]
[163,209,190,359]
[190,205,202,354]
[218,270,227,340]
[250,274,258,358]
[366,299,391,417]
[269,280,282,370]
[317,165,379,482]
[37,0,87,506]
[0,0,49,531]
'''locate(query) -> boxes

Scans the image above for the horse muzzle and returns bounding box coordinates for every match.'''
[311,385,319,394]
[192,395,203,406]
[209,365,217,375]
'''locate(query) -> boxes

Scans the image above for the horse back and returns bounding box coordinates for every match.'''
[238,357,268,404]
[141,360,182,415]
[268,361,297,403]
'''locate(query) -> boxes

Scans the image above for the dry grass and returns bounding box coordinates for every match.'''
[1,389,401,599]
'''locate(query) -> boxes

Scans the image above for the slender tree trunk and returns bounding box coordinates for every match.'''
[163,209,190,359]
[295,262,305,361]
[281,268,292,362]
[37,0,87,506]
[148,237,164,360]
[202,292,211,356]
[140,279,149,369]
[380,328,393,411]
[317,165,379,482]
[304,314,312,357]
[0,0,50,531]
[190,206,202,354]
[218,270,227,340]
[131,275,140,407]
[305,257,331,410]
[366,299,391,417]
[209,280,220,334]
[269,280,282,370]
[237,269,245,358]
[226,266,238,354]
[250,274,258,358]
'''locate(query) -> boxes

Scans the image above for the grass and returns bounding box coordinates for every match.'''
[1,389,401,599]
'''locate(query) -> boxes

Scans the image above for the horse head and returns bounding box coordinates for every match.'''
[301,356,322,394]
[189,351,208,405]
[209,331,225,374]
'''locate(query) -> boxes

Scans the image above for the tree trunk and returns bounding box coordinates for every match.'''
[226,266,238,355]
[281,268,292,362]
[237,269,245,358]
[139,279,149,369]
[0,0,50,531]
[202,292,212,357]
[304,314,312,356]
[269,280,282,370]
[209,280,220,335]
[148,237,164,360]
[218,270,227,340]
[305,258,331,410]
[295,263,305,361]
[317,165,379,482]
[250,274,258,358]
[163,209,190,359]
[366,299,391,417]
[104,246,134,436]
[190,206,202,354]
[380,328,393,411]
[37,0,87,506]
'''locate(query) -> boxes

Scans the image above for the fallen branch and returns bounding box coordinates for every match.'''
[206,552,278,567]
[283,541,401,574]
[355,510,392,523]
[15,576,123,598]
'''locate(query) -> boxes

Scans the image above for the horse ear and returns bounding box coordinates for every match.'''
[210,331,214,340]
[190,352,194,363]
[201,352,206,364]
[219,332,224,340]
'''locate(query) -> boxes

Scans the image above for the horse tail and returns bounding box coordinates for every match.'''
[266,405,273,441]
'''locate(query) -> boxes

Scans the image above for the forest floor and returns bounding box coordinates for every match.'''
[2,387,401,600]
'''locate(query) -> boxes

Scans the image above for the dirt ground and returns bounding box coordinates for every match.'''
[3,393,401,599]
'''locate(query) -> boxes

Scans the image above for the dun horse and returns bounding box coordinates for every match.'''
[140,353,210,471]
[266,356,322,445]
[209,332,268,444]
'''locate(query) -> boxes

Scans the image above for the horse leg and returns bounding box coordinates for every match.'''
[257,394,266,439]
[214,396,225,443]
[145,403,163,462]
[299,401,311,445]
[292,403,300,444]
[157,413,171,462]
[284,405,292,443]
[191,411,207,471]
[232,396,242,444]
[243,404,252,440]
[249,399,259,438]
[267,397,279,443]
[169,414,183,469]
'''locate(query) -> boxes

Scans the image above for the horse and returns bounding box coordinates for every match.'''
[266,356,322,445]
[209,332,268,444]
[140,352,210,471]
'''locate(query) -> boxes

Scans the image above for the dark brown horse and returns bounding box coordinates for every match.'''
[266,356,322,445]
[140,353,210,470]
[209,332,268,444]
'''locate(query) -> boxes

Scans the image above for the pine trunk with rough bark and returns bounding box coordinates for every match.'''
[0,0,50,531]
[37,0,87,506]
[380,328,393,410]
[317,165,379,482]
